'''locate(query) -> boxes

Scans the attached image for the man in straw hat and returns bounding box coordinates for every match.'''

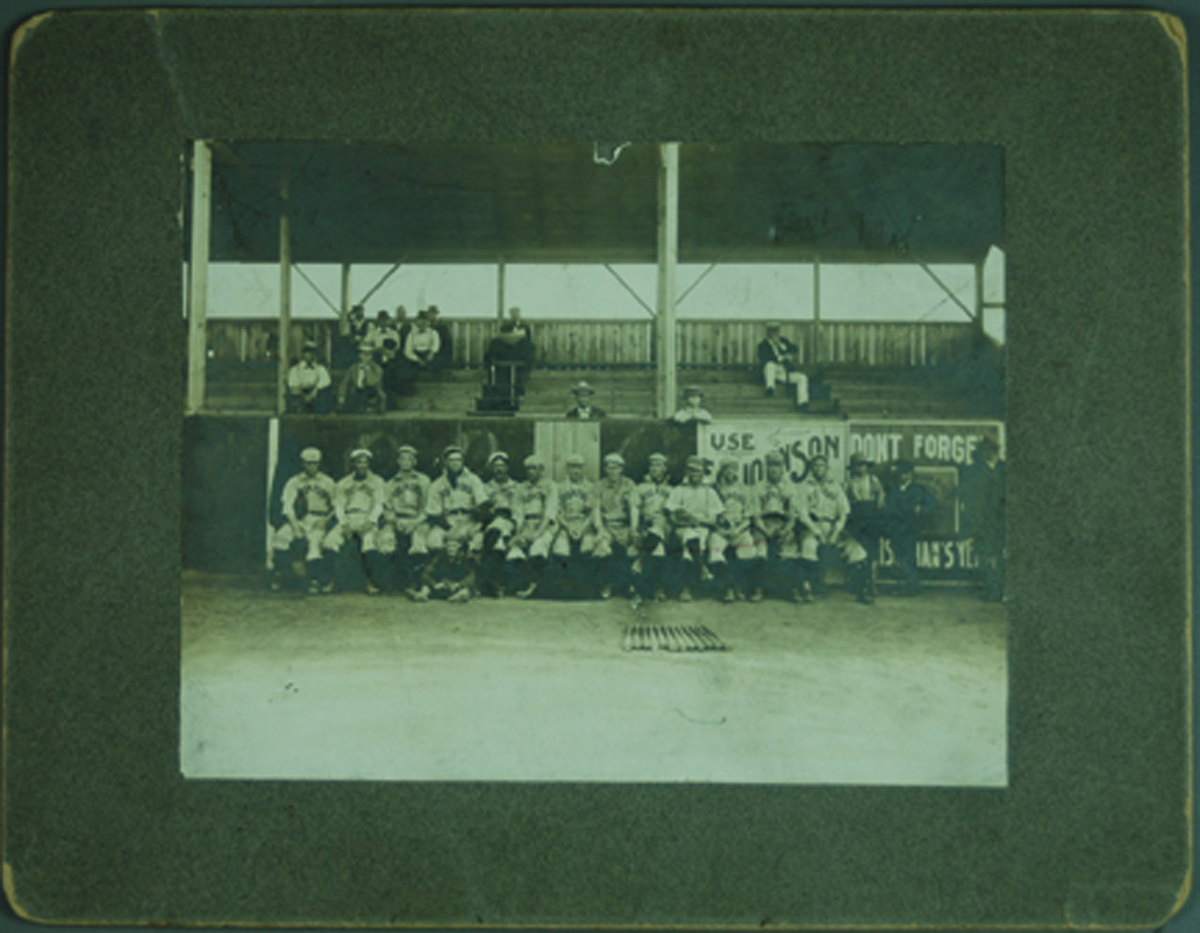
[271,446,337,593]
[565,381,606,420]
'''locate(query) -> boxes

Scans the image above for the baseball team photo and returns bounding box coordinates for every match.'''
[181,141,1008,784]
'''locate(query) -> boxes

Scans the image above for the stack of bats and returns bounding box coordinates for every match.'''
[622,625,727,652]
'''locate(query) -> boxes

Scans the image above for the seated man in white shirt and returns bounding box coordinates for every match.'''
[286,342,333,414]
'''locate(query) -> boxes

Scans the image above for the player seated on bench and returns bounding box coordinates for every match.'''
[631,453,673,604]
[593,453,639,601]
[270,446,336,592]
[477,451,521,597]
[423,445,487,557]
[796,453,873,604]
[549,453,602,597]
[507,454,558,599]
[321,448,388,594]
[710,458,765,603]
[374,445,433,593]
[666,455,725,602]
[749,450,802,602]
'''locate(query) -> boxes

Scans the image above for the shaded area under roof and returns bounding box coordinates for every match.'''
[198,142,1003,265]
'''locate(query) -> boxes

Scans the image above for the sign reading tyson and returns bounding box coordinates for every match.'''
[849,420,1006,580]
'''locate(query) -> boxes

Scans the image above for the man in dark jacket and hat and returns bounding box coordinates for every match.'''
[884,460,937,596]
[959,436,1006,602]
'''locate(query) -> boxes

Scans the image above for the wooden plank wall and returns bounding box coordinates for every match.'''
[204,319,977,368]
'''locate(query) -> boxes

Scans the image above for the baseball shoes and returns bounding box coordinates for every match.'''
[790,587,803,604]
[599,585,613,600]
[749,588,765,603]
[679,587,693,602]
[802,581,815,604]
[447,589,470,603]
[722,587,737,603]
[307,579,320,595]
[320,581,336,594]
[366,582,381,596]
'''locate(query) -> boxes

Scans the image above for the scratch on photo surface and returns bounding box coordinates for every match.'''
[675,708,726,726]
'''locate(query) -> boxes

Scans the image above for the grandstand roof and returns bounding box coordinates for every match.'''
[199,141,1003,265]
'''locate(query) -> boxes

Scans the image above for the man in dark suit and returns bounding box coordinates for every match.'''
[756,322,808,406]
[959,437,1006,602]
[884,460,937,596]
[565,381,606,419]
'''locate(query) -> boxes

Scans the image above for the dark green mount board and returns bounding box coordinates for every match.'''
[3,7,1189,929]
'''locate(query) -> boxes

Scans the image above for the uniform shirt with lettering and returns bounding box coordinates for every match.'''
[485,477,522,517]
[516,478,558,522]
[597,476,638,526]
[753,478,799,521]
[800,476,851,526]
[282,471,336,520]
[426,469,487,519]
[637,477,673,523]
[666,482,724,526]
[714,480,757,530]
[557,479,598,525]
[335,471,386,524]
[383,470,432,521]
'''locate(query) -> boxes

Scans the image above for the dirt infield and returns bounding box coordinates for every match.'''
[181,572,1007,784]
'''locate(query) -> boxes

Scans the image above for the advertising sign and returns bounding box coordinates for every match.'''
[699,420,850,484]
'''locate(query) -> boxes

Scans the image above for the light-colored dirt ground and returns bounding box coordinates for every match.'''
[181,572,1007,785]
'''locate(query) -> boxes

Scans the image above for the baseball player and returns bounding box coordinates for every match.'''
[424,445,488,555]
[478,451,522,596]
[665,455,725,602]
[632,452,673,603]
[270,446,337,593]
[749,450,801,601]
[375,444,432,593]
[711,458,764,603]
[321,448,387,594]
[845,452,886,600]
[797,453,872,604]
[507,454,558,598]
[550,452,602,597]
[593,453,639,600]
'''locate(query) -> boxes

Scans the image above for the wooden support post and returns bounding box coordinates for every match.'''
[974,257,985,333]
[655,143,679,418]
[185,140,212,413]
[812,256,821,366]
[497,258,506,321]
[277,176,292,416]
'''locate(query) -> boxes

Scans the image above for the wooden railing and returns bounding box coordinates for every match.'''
[201,318,980,369]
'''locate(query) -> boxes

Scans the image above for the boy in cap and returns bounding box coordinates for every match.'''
[321,448,387,594]
[958,436,1005,602]
[710,458,764,602]
[797,454,872,604]
[884,459,938,596]
[424,445,488,556]
[750,450,801,601]
[593,453,639,600]
[508,454,558,598]
[632,453,673,602]
[671,385,714,425]
[551,452,602,597]
[565,382,606,420]
[271,447,337,593]
[478,451,522,596]
[756,322,809,407]
[286,342,333,414]
[375,445,432,592]
[665,455,725,601]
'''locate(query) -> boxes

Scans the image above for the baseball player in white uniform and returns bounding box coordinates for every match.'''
[271,446,337,593]
[322,448,387,594]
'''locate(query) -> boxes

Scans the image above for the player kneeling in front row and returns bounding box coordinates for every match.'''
[409,536,476,603]
[666,455,725,602]
[478,451,521,597]
[271,447,337,593]
[507,454,558,598]
[711,458,765,603]
[594,453,639,600]
[374,445,432,593]
[797,454,872,604]
[322,448,388,594]
[550,453,602,598]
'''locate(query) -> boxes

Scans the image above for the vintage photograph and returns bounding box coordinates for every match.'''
[181,141,1007,784]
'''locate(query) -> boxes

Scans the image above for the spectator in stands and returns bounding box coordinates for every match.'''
[958,437,1006,602]
[566,381,606,420]
[394,305,412,349]
[286,341,334,414]
[338,344,386,413]
[484,321,534,397]
[508,306,533,347]
[376,336,409,408]
[425,305,454,370]
[884,460,937,596]
[402,311,441,376]
[672,385,713,425]
[367,310,400,351]
[335,303,370,368]
[757,322,809,408]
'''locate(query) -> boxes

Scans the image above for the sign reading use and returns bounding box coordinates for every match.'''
[699,421,849,484]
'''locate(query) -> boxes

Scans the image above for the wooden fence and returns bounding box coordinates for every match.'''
[202,318,980,369]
